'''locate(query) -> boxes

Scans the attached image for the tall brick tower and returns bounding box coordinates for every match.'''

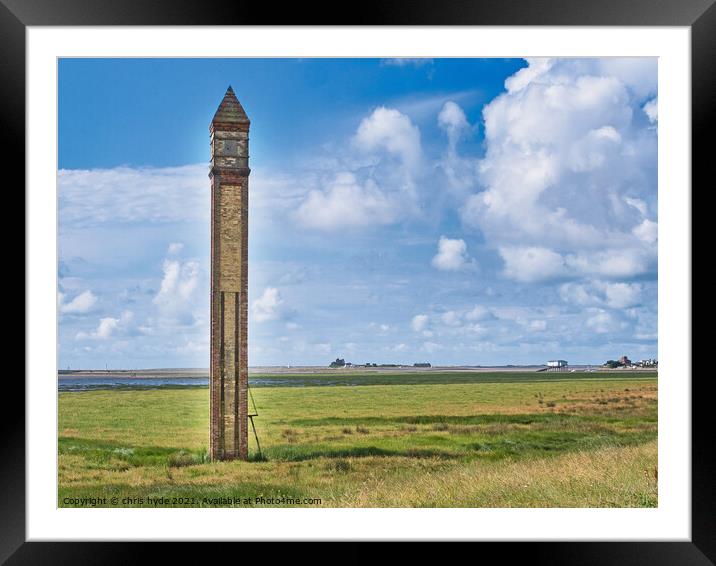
[209,86,250,460]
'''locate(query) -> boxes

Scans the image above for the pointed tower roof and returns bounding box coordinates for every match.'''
[212,86,250,125]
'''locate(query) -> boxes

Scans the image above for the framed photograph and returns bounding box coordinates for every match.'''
[9,0,707,559]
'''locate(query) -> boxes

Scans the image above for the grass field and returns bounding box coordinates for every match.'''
[58,371,658,507]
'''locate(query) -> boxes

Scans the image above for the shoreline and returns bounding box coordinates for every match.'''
[58,365,657,379]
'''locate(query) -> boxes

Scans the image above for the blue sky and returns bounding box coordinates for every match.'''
[58,58,658,369]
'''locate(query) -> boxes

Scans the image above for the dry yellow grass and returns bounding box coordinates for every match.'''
[344,441,658,507]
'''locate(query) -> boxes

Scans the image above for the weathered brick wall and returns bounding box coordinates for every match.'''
[209,88,250,461]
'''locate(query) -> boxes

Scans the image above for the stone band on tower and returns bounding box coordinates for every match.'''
[209,86,250,460]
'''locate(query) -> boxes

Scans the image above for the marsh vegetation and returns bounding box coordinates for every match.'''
[58,371,657,507]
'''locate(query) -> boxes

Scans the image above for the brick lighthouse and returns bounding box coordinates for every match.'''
[209,87,250,460]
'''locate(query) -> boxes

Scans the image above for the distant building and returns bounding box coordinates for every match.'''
[619,355,632,366]
[329,358,346,368]
[547,360,568,368]
[639,358,658,367]
[413,362,432,368]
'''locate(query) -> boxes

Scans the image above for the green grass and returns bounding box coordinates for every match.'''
[248,369,655,387]
[58,372,657,507]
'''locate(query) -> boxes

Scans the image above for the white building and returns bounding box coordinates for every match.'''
[547,360,568,368]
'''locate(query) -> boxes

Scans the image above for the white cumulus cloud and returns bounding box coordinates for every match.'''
[77,310,134,340]
[633,219,658,244]
[499,246,565,283]
[252,287,288,323]
[293,106,425,232]
[411,314,429,332]
[441,310,462,327]
[431,236,474,271]
[461,58,657,283]
[353,106,422,173]
[438,101,471,148]
[437,101,476,197]
[585,309,626,334]
[560,280,642,309]
[153,258,199,312]
[293,172,399,231]
[167,242,184,255]
[643,97,658,124]
[465,305,491,321]
[59,290,98,314]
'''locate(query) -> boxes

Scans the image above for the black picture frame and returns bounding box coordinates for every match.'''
[7,0,708,560]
